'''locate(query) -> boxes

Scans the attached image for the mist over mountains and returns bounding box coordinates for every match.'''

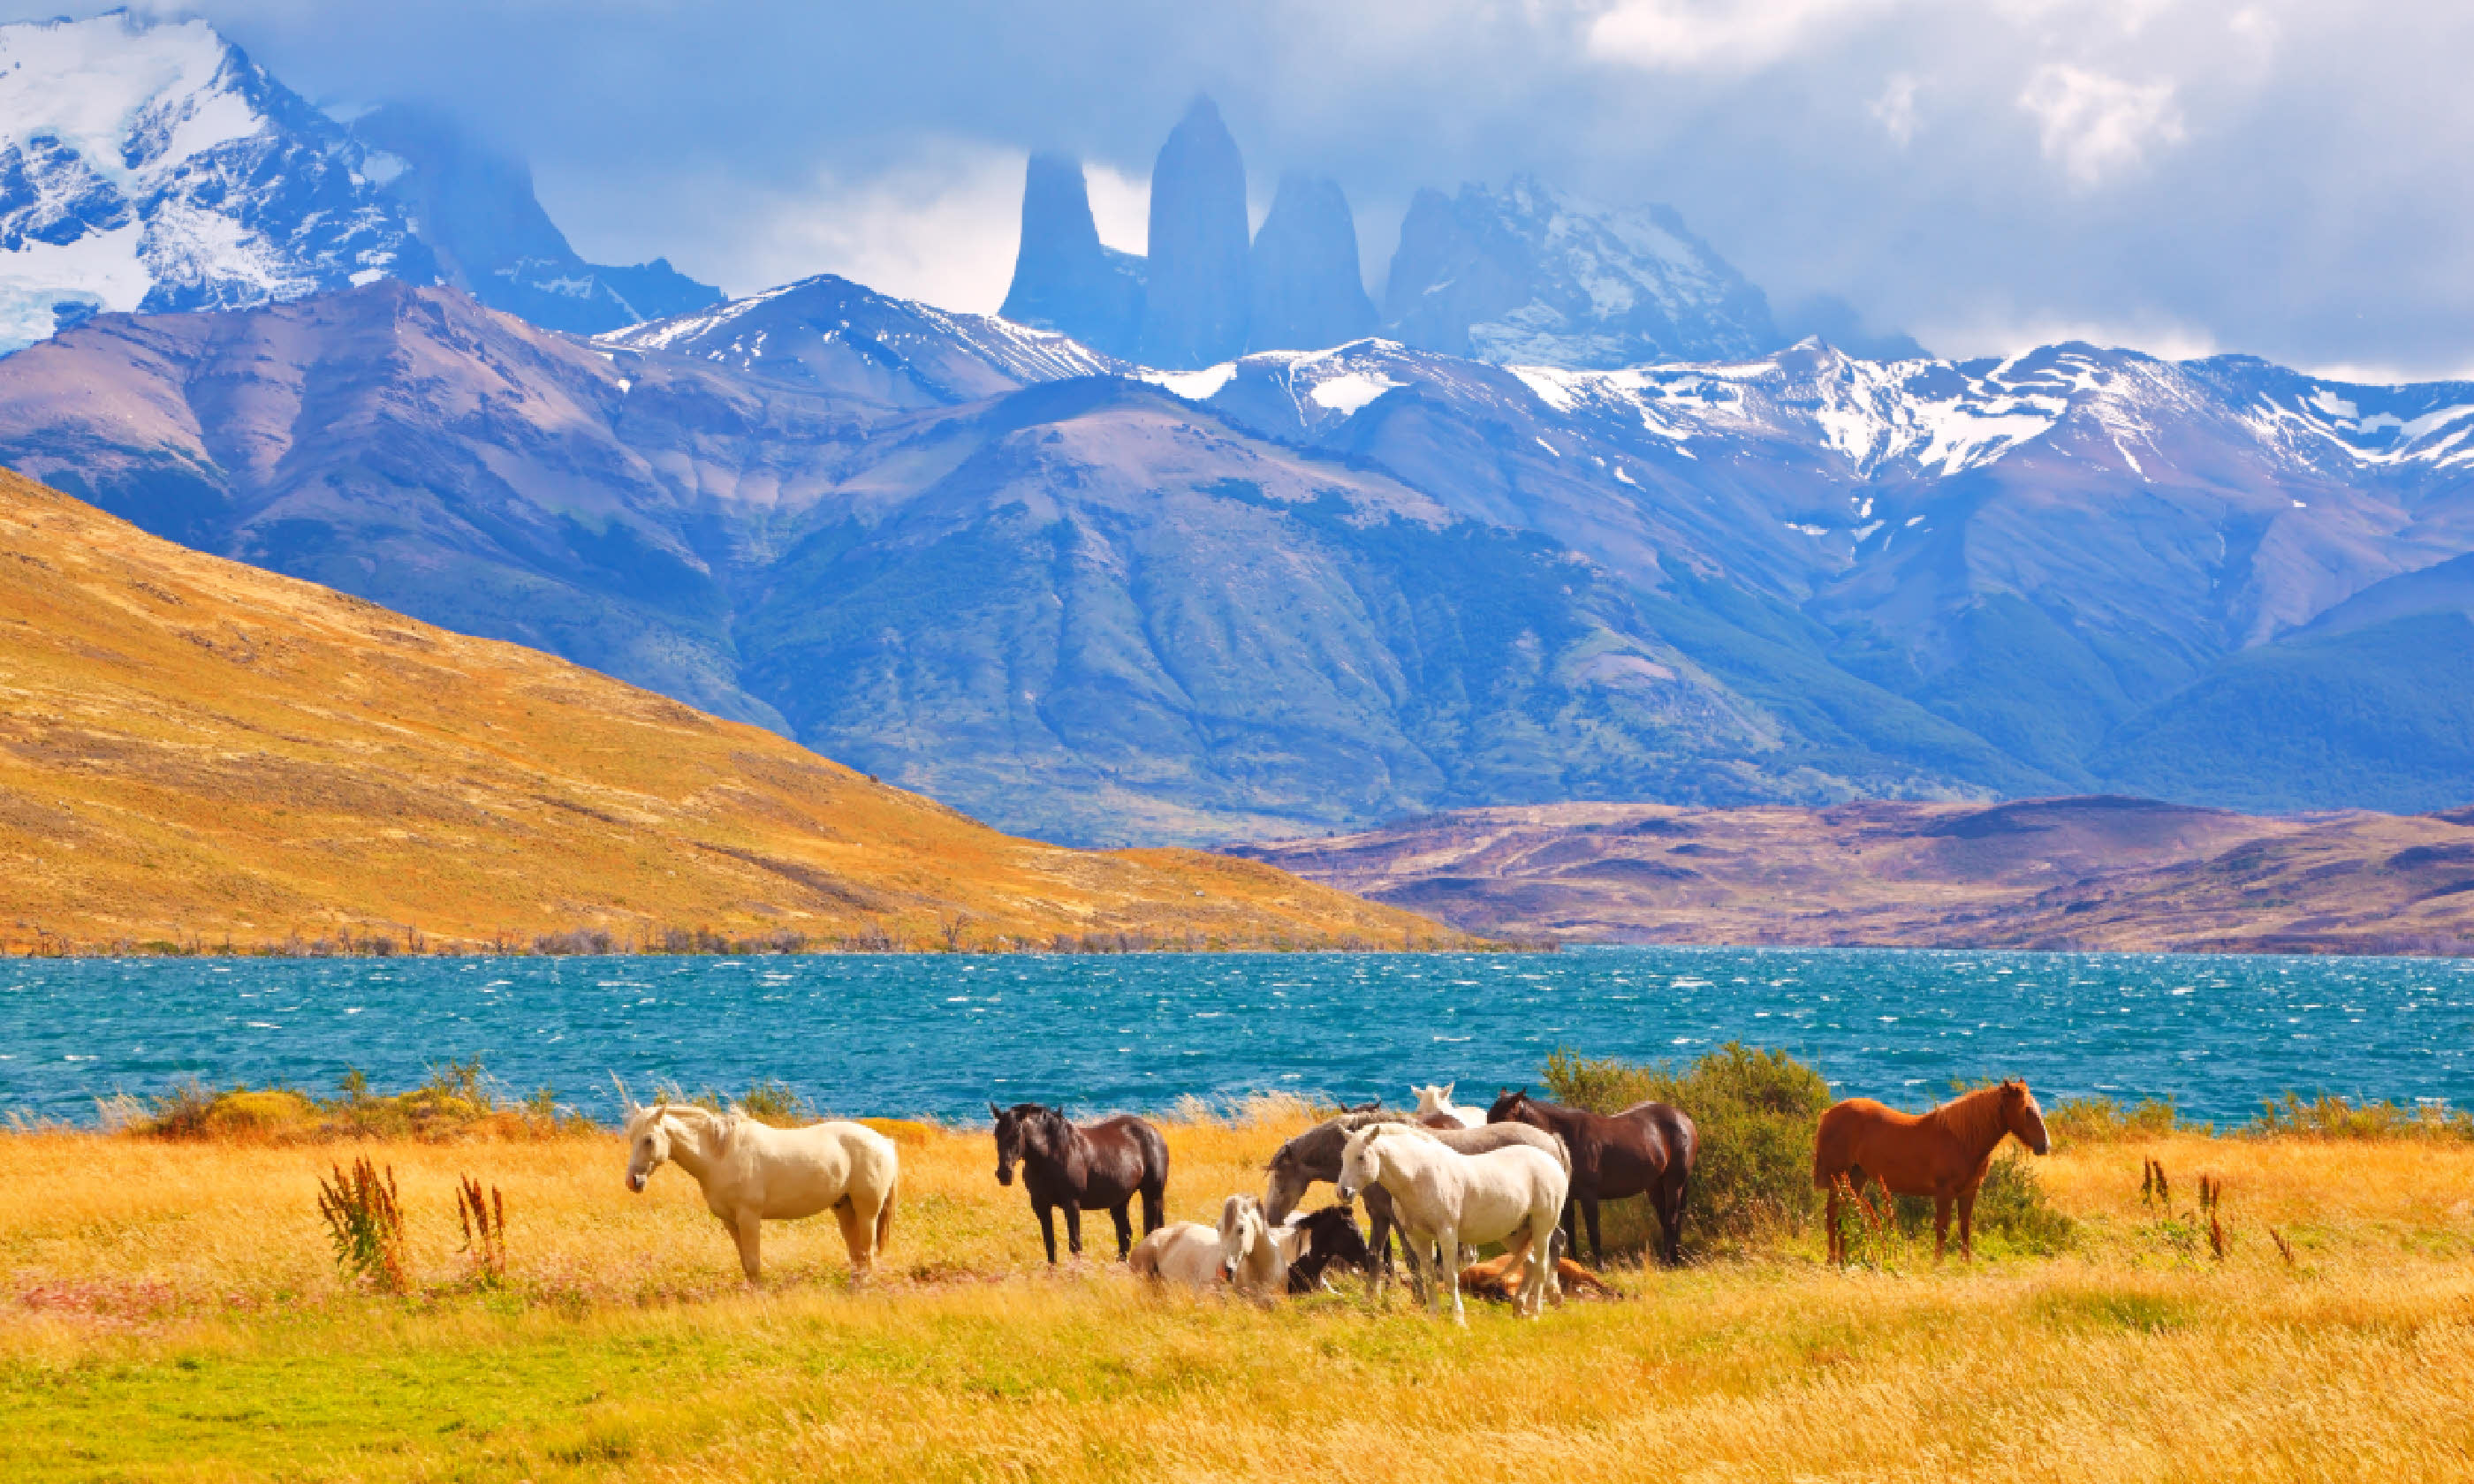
[1,11,2469,849]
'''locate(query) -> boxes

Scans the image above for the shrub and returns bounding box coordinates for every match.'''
[316,1159,408,1292]
[737,1079,810,1126]
[2249,1094,2473,1141]
[2046,1095,2187,1144]
[1543,1042,1834,1248]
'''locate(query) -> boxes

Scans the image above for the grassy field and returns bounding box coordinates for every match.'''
[4,1111,2473,1482]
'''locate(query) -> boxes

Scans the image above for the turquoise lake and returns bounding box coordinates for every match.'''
[3,947,2468,1124]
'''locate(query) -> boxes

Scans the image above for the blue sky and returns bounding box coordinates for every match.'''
[40,0,2474,375]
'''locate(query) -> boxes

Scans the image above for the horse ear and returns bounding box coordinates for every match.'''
[1441,1080,1454,1100]
[988,1101,1003,1120]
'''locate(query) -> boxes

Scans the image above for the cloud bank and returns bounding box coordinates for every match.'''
[26,0,2474,375]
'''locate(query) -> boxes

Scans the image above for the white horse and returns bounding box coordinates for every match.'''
[1127,1221,1226,1289]
[1337,1121,1567,1323]
[1411,1082,1484,1129]
[1216,1194,1295,1298]
[621,1099,899,1282]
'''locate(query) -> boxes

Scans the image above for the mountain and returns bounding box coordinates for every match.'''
[0,11,432,352]
[998,151,1145,360]
[346,102,720,334]
[1233,795,2474,955]
[0,466,1455,951]
[1247,171,1377,353]
[1136,97,1251,368]
[0,12,715,352]
[6,274,2472,845]
[1378,176,1780,367]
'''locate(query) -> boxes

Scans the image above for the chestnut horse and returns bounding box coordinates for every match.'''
[1813,1079,2051,1263]
[990,1102,1169,1263]
[1486,1088,1697,1265]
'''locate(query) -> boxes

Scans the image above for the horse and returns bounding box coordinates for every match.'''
[1486,1087,1697,1266]
[1336,1121,1567,1323]
[1814,1078,2051,1263]
[1282,1206,1376,1294]
[1460,1230,1614,1303]
[620,1099,898,1283]
[1217,1194,1289,1297]
[990,1102,1169,1263]
[1127,1221,1223,1289]
[1411,1082,1484,1129]
[1262,1109,1567,1299]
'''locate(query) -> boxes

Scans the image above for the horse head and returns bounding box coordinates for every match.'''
[2001,1079,2051,1155]
[1335,1122,1397,1204]
[990,1102,1068,1185]
[1411,1082,1453,1115]
[1262,1138,1309,1223]
[624,1104,675,1192]
[1485,1087,1533,1124]
[1217,1193,1266,1284]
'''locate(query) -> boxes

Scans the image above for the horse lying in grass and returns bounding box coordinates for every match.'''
[990,1102,1169,1263]
[1337,1121,1568,1323]
[1283,1206,1376,1294]
[1130,1199,1375,1296]
[1813,1078,2051,1263]
[1459,1230,1614,1304]
[620,1099,899,1282]
[1263,1109,1566,1300]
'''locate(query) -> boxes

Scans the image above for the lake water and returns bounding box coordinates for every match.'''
[3,948,2468,1125]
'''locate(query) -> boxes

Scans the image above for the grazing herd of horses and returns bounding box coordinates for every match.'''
[618,1074,2052,1323]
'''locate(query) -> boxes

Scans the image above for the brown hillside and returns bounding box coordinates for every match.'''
[0,471,1461,951]
[1236,795,2474,955]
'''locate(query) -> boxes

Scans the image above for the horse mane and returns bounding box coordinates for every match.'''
[1931,1082,2015,1152]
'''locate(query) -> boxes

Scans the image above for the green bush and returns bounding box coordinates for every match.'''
[2045,1095,2186,1145]
[1543,1042,1834,1248]
[2249,1094,2473,1142]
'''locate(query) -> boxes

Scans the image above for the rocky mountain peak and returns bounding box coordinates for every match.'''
[997,150,1145,360]
[1246,170,1375,354]
[1136,95,1251,368]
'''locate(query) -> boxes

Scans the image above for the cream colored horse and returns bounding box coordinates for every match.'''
[1337,1121,1567,1323]
[1411,1082,1484,1129]
[621,1099,899,1282]
[1127,1221,1225,1289]
[1216,1193,1295,1298]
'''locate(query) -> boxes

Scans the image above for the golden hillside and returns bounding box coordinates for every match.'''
[0,472,1462,951]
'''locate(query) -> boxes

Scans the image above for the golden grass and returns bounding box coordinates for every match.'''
[4,1117,2472,1480]
[0,469,1465,953]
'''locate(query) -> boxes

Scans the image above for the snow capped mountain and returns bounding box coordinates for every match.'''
[601,273,1126,408]
[1381,175,1780,369]
[0,11,429,352]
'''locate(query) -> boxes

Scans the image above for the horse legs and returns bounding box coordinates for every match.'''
[1140,1182,1165,1237]
[832,1197,876,1279]
[1036,1202,1060,1264]
[1109,1203,1135,1261]
[1957,1185,1979,1262]
[1931,1195,1954,1261]
[1825,1179,1843,1266]
[1560,1199,1580,1267]
[1062,1203,1086,1259]
[1581,1194,1605,1266]
[727,1210,763,1283]
[1435,1224,1465,1326]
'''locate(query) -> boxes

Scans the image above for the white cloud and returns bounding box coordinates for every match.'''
[1586,0,1888,72]
[2017,63,2186,186]
[1870,72,1920,145]
[631,145,1150,312]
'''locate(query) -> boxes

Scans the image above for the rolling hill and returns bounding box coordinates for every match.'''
[0,469,1460,952]
[1234,795,2474,955]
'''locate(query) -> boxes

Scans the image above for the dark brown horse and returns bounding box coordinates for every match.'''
[1813,1079,2050,1263]
[1486,1088,1697,1265]
[990,1102,1169,1263]
[1282,1206,1377,1294]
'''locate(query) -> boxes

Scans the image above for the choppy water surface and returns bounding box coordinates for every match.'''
[2,948,2468,1124]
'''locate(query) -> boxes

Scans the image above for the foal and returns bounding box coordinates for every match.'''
[990,1102,1169,1262]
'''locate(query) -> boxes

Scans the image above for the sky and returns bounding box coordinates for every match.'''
[53,0,2474,376]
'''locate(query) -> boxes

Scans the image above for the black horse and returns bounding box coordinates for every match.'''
[990,1102,1170,1263]
[1487,1088,1697,1265]
[1283,1206,1377,1294]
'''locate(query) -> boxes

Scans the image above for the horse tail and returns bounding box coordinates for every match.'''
[875,1172,898,1258]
